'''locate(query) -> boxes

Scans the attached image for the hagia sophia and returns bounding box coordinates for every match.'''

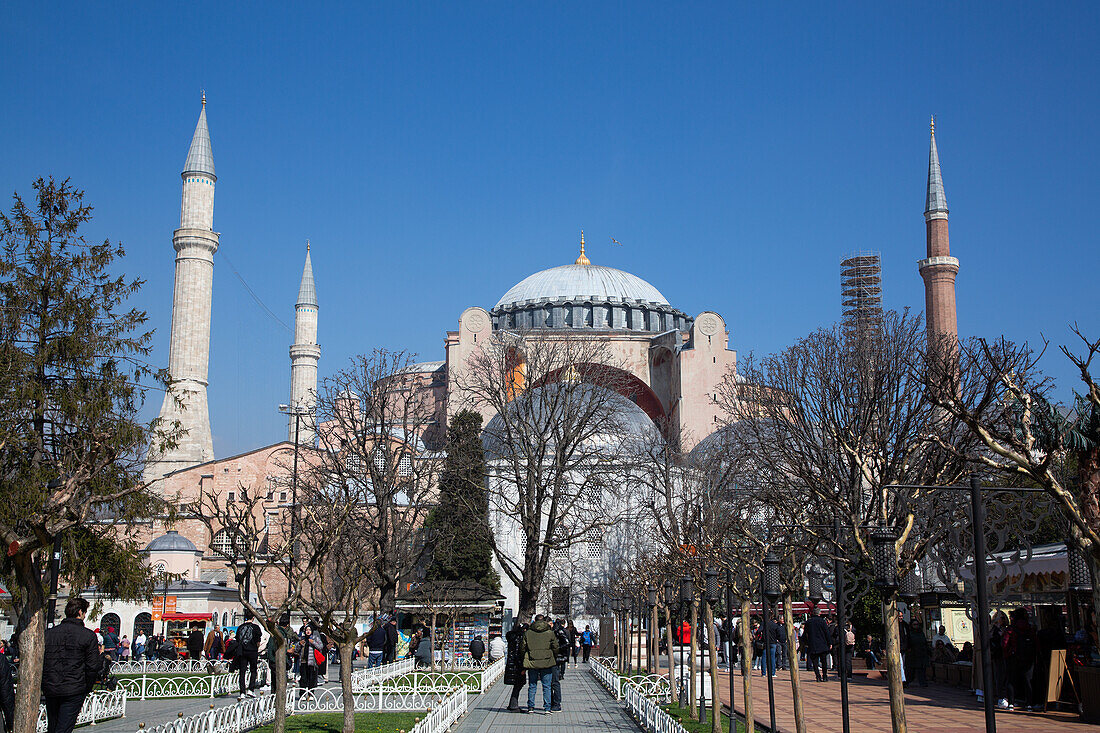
[77,96,959,640]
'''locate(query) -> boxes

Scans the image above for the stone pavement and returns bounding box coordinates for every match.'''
[712,665,1094,732]
[452,662,641,732]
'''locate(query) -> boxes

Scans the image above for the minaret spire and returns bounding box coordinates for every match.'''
[919,117,959,345]
[289,241,320,445]
[146,98,220,483]
[574,230,591,265]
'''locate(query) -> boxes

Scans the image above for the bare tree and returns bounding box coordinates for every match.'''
[457,331,641,621]
[719,310,974,733]
[312,349,444,613]
[193,480,340,733]
[921,325,1100,639]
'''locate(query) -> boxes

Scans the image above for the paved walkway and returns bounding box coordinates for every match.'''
[453,662,641,732]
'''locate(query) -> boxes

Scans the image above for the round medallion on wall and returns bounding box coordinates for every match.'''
[697,313,720,336]
[465,310,488,333]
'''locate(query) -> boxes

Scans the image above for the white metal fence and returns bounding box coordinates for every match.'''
[590,657,686,733]
[111,660,222,675]
[117,665,269,699]
[36,690,127,733]
[623,680,688,733]
[349,657,414,689]
[136,684,468,733]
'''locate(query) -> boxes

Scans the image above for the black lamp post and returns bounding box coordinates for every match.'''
[664,579,676,691]
[899,566,920,605]
[610,596,622,670]
[807,567,824,606]
[648,586,658,672]
[1068,540,1093,592]
[678,576,694,706]
[762,552,780,732]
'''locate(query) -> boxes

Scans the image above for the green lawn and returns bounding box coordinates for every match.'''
[251,712,422,733]
[662,701,753,733]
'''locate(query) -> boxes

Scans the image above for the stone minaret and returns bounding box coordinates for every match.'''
[919,116,959,342]
[288,242,319,444]
[146,95,219,481]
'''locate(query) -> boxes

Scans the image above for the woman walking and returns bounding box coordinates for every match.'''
[297,625,324,691]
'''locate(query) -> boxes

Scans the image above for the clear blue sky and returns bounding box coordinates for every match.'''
[4,2,1098,457]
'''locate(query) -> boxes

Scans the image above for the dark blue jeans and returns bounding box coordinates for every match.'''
[527,667,553,711]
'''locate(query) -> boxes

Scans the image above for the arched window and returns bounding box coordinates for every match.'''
[152,561,168,577]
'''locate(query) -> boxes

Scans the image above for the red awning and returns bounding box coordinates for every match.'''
[163,613,212,622]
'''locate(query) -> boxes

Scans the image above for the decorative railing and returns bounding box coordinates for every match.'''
[117,666,268,699]
[136,682,468,733]
[37,690,127,733]
[349,657,415,689]
[623,680,688,733]
[590,656,625,699]
[478,657,505,691]
[112,660,224,675]
[410,688,468,733]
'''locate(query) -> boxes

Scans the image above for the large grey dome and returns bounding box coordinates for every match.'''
[491,259,691,333]
[144,530,199,553]
[495,264,670,309]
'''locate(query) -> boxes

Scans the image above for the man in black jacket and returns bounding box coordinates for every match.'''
[503,622,528,711]
[550,620,569,712]
[42,597,102,733]
[235,611,262,699]
[383,618,399,663]
[804,607,832,682]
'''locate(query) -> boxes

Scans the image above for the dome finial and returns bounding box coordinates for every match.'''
[575,230,590,265]
[202,90,206,108]
[306,238,310,252]
[930,114,935,137]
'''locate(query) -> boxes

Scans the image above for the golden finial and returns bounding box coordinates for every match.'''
[202,90,206,108]
[575,230,590,265]
[306,238,310,252]
[930,114,935,136]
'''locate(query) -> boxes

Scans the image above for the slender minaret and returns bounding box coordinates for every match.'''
[146,95,219,481]
[288,242,319,444]
[919,116,959,343]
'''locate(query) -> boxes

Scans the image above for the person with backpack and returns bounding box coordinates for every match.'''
[1002,608,1037,710]
[101,626,119,662]
[469,634,486,664]
[523,615,559,714]
[235,611,262,699]
[550,620,569,712]
[42,598,104,733]
[580,625,595,663]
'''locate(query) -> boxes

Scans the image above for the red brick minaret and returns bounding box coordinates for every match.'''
[919,116,959,342]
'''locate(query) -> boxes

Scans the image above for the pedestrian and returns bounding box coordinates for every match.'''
[551,620,569,712]
[504,622,528,711]
[842,622,856,679]
[235,611,262,699]
[804,606,831,682]
[297,625,324,690]
[1002,608,1037,710]
[567,621,579,666]
[488,633,506,662]
[317,631,329,682]
[186,623,205,662]
[989,610,1008,705]
[469,634,486,664]
[204,625,224,660]
[42,598,104,733]
[133,632,146,661]
[263,626,287,689]
[118,635,130,661]
[580,624,595,663]
[773,616,787,671]
[383,617,399,664]
[366,620,386,668]
[904,618,930,688]
[0,643,14,733]
[414,628,433,668]
[101,626,119,662]
[523,615,559,714]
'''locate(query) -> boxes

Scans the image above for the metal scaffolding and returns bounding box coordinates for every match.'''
[841,253,883,338]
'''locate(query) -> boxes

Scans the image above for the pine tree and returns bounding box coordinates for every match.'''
[424,410,499,591]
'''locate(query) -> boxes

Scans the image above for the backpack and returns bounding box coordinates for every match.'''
[238,623,256,649]
[224,639,239,660]
[1009,627,1037,663]
[581,631,592,645]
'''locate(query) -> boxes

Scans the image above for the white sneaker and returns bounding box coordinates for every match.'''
[996,699,1010,710]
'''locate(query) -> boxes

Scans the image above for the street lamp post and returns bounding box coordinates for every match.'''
[664,579,677,694]
[763,552,781,732]
[704,568,719,728]
[648,586,658,673]
[679,575,695,708]
[610,596,622,671]
[278,403,310,626]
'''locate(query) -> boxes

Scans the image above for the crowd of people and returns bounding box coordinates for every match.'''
[502,617,597,714]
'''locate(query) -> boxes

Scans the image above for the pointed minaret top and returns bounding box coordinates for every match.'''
[183,97,215,179]
[575,230,591,265]
[925,116,948,217]
[297,241,317,308]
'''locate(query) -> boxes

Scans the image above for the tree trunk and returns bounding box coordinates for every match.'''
[339,639,356,733]
[689,600,698,718]
[783,593,806,733]
[883,596,908,733]
[650,604,659,673]
[271,636,288,733]
[739,598,755,733]
[13,555,46,733]
[664,606,676,698]
[429,612,438,673]
[705,603,722,733]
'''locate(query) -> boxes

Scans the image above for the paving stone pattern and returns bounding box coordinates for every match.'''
[453,662,642,733]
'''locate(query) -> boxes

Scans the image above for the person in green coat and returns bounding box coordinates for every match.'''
[523,615,560,714]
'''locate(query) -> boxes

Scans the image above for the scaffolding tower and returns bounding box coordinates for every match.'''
[841,253,883,339]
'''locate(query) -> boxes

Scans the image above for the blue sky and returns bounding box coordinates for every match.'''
[3,2,1098,457]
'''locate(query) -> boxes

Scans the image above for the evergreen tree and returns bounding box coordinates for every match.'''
[424,410,499,591]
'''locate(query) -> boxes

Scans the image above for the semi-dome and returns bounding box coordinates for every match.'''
[490,238,691,333]
[144,530,199,553]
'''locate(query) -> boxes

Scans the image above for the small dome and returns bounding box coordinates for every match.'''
[144,530,199,553]
[495,264,670,309]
